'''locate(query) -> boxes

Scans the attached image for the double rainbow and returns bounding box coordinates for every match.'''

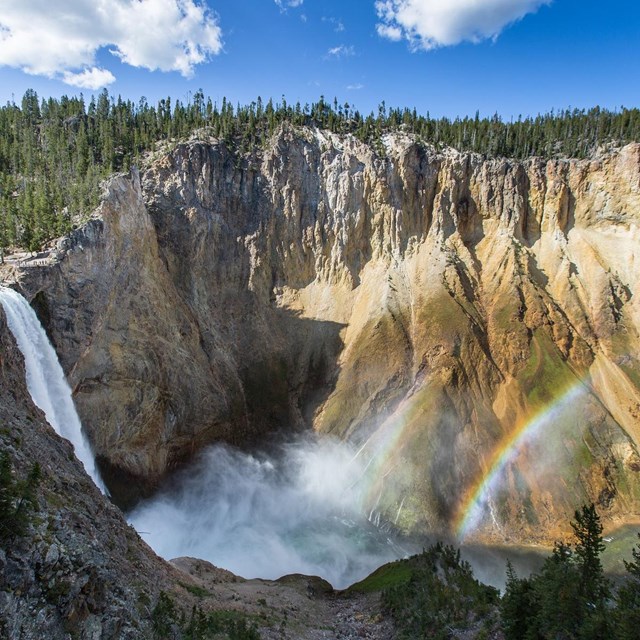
[349,372,591,539]
[455,377,588,540]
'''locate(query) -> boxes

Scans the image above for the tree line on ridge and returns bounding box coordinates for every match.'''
[0,89,639,255]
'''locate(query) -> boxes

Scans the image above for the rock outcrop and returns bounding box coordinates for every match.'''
[5,127,640,541]
[0,305,183,638]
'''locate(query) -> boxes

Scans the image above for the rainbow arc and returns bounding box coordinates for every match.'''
[455,377,589,540]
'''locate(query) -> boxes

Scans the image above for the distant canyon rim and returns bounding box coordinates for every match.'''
[3,126,640,546]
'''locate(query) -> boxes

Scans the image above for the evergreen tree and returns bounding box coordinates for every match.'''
[614,534,640,640]
[0,89,639,253]
[501,505,611,640]
[533,542,582,639]
[572,504,607,595]
[500,560,538,640]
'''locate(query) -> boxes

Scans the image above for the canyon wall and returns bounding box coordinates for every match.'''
[6,127,640,541]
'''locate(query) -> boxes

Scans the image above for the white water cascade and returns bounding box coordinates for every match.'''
[0,286,107,493]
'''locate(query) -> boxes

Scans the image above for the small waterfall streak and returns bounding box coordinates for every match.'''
[0,287,106,493]
[394,497,405,525]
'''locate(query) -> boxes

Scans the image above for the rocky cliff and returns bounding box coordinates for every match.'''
[0,305,183,637]
[0,306,392,639]
[5,127,640,542]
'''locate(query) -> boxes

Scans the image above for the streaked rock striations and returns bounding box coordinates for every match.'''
[7,127,640,541]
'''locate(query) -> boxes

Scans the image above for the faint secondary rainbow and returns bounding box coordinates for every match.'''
[455,377,588,540]
[348,392,421,521]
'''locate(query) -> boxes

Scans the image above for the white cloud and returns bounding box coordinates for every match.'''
[375,0,551,50]
[347,83,364,90]
[275,0,304,9]
[326,45,355,59]
[0,0,223,89]
[376,23,403,41]
[62,67,116,90]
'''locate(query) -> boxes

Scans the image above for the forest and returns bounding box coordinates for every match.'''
[353,505,640,640]
[1,88,639,255]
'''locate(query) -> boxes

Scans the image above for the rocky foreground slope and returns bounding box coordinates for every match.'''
[0,306,177,637]
[4,126,640,542]
[0,305,405,639]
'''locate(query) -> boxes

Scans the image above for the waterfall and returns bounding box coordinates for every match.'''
[0,286,107,493]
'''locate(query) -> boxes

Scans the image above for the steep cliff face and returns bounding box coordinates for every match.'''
[0,306,182,638]
[7,128,640,541]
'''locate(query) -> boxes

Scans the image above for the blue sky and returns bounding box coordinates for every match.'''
[0,0,638,119]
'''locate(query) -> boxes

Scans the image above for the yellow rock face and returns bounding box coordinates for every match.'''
[9,130,640,540]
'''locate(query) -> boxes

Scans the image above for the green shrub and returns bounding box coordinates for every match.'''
[152,592,180,639]
[382,542,499,639]
[178,581,211,598]
[184,608,260,640]
[0,451,40,542]
[152,591,260,640]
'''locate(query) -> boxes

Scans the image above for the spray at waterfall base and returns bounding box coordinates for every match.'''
[128,436,415,589]
[0,284,622,588]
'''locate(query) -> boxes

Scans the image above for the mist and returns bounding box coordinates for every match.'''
[128,436,412,589]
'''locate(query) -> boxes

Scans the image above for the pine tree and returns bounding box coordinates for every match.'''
[533,541,583,639]
[501,506,613,639]
[500,560,538,640]
[571,503,610,608]
[614,534,640,640]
